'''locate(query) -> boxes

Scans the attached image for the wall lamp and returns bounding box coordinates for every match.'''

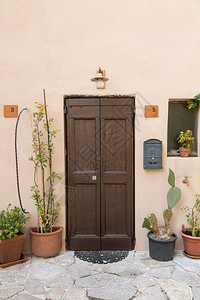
[91,67,109,89]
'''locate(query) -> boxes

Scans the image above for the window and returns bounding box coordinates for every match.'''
[167,100,198,156]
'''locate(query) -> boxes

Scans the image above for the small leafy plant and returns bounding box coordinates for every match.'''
[181,194,200,237]
[177,130,194,148]
[142,169,181,240]
[30,102,61,233]
[0,204,29,240]
[187,94,200,109]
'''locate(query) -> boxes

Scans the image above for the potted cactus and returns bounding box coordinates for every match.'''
[142,169,181,261]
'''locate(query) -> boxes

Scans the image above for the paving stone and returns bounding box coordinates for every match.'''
[0,285,24,299]
[134,251,151,260]
[124,260,150,272]
[118,267,142,279]
[142,259,175,268]
[0,272,26,285]
[173,255,200,272]
[131,275,157,288]
[25,278,45,295]
[127,250,135,258]
[90,263,106,272]
[46,251,74,267]
[12,293,41,300]
[63,287,88,300]
[45,275,74,289]
[172,266,200,286]
[103,261,132,274]
[134,285,167,300]
[2,259,31,274]
[192,286,200,300]
[45,288,65,300]
[29,261,66,281]
[87,283,137,300]
[157,278,192,300]
[68,263,94,279]
[55,251,74,264]
[144,267,172,279]
[76,273,127,288]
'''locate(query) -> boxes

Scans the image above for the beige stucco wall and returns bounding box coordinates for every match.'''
[0,0,200,251]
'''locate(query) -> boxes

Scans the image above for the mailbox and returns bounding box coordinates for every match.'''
[143,139,163,169]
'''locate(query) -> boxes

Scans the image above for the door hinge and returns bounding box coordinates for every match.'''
[64,106,68,114]
[133,106,136,114]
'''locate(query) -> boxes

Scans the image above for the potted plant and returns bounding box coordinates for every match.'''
[180,194,200,258]
[187,94,200,109]
[0,204,29,266]
[177,129,194,157]
[142,169,181,261]
[29,98,62,258]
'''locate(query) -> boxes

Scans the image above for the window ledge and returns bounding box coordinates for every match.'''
[167,153,198,157]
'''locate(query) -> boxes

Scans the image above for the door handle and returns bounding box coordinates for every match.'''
[92,175,97,181]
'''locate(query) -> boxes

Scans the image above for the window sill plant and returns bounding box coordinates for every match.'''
[29,95,62,258]
[0,204,29,265]
[142,169,181,261]
[177,129,194,157]
[187,94,200,109]
[180,193,200,258]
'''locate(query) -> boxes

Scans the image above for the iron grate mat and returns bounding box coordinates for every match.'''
[74,250,129,264]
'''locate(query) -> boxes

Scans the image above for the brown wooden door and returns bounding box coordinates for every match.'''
[66,97,134,250]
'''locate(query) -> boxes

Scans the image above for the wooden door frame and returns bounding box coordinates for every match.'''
[64,95,135,250]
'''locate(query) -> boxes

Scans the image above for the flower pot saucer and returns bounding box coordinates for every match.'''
[0,253,28,268]
[183,250,200,259]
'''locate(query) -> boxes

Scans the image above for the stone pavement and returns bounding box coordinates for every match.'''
[0,250,200,300]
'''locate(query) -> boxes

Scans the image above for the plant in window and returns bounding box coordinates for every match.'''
[177,129,194,157]
[187,94,200,109]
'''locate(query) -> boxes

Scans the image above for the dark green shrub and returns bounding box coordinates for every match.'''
[0,204,29,240]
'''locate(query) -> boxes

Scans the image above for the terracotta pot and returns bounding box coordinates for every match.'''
[30,227,63,258]
[179,147,190,157]
[180,230,200,257]
[0,233,26,264]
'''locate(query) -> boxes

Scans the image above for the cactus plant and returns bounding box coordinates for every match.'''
[142,169,181,240]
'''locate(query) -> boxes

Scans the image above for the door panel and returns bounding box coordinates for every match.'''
[66,97,134,250]
[101,101,133,250]
[67,99,101,250]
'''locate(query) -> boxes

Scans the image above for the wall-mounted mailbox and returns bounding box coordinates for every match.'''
[143,139,163,169]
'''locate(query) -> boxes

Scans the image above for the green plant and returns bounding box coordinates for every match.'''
[181,194,200,237]
[0,204,29,240]
[187,94,200,109]
[142,169,181,240]
[29,102,61,233]
[177,130,194,148]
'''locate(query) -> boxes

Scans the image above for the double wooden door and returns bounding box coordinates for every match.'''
[66,97,134,250]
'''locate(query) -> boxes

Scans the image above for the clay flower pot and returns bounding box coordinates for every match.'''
[30,227,63,258]
[180,230,200,258]
[0,233,27,264]
[179,147,190,157]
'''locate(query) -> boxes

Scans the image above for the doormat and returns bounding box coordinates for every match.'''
[74,250,129,264]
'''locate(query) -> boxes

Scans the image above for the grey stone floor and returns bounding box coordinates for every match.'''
[0,250,200,300]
